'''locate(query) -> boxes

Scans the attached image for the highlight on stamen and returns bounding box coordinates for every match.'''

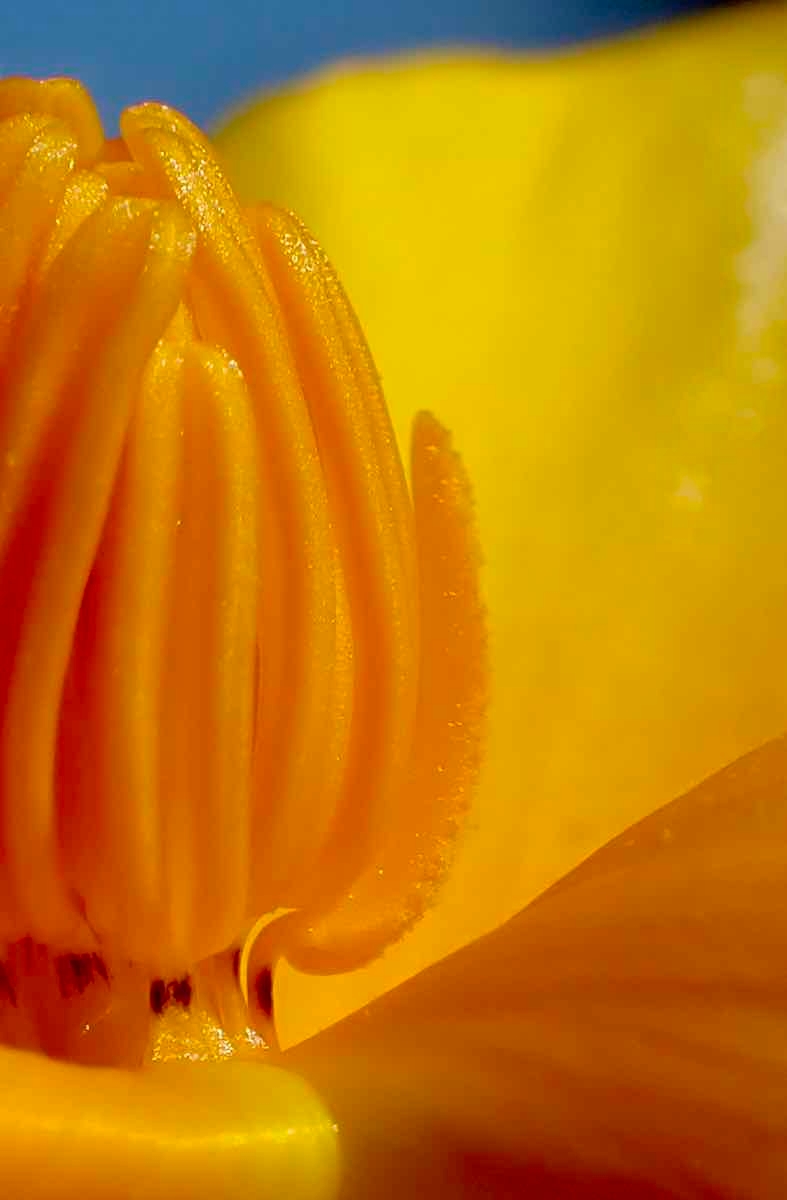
[0,75,488,1065]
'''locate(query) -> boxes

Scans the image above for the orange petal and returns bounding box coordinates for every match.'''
[284,736,787,1198]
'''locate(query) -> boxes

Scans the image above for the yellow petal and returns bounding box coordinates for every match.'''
[284,735,787,1198]
[0,1049,338,1199]
[216,3,787,1039]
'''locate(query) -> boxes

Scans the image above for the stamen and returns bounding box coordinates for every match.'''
[0,76,488,1062]
[240,414,487,975]
[250,207,420,917]
[58,341,184,964]
[298,413,488,968]
[157,343,258,963]
[0,78,103,166]
[1,199,195,948]
[0,116,78,364]
[121,107,344,915]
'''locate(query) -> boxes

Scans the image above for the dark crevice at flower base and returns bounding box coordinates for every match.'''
[149,975,193,1015]
[0,962,16,1007]
[54,951,109,999]
[254,965,273,1020]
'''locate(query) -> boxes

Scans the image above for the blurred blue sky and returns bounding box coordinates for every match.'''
[1,1,736,128]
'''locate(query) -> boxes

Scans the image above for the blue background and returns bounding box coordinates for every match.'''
[1,1,739,128]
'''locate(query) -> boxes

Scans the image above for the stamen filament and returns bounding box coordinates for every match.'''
[0,77,487,1062]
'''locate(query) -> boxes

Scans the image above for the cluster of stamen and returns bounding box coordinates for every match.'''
[0,77,486,1065]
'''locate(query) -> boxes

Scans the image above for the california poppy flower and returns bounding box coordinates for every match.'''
[1,3,787,1198]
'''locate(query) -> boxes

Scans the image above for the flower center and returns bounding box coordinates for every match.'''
[0,77,487,1066]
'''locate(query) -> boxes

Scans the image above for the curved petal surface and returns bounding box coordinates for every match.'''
[0,1051,338,1199]
[217,2,787,1041]
[284,735,787,1198]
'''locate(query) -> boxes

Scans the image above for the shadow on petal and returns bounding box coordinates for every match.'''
[284,736,787,1199]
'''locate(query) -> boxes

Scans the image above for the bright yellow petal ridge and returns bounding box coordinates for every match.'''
[0,1049,338,1199]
